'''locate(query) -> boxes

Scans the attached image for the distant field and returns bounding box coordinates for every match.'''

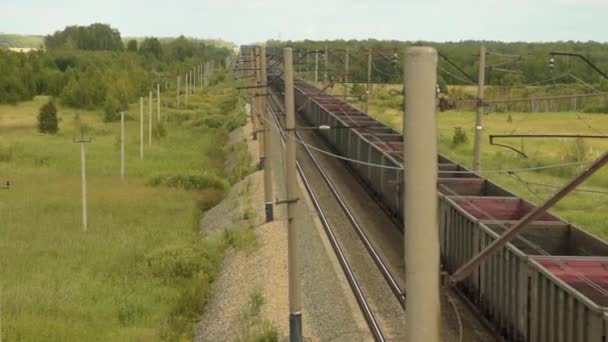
[0,79,247,340]
[336,83,608,239]
[0,34,43,48]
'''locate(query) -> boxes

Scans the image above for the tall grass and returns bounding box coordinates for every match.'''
[0,75,247,340]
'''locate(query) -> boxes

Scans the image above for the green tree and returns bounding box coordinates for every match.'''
[140,38,163,60]
[127,39,138,52]
[38,99,59,134]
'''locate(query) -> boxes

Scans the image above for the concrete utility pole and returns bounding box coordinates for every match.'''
[185,73,189,106]
[74,125,91,232]
[149,91,153,146]
[403,46,442,342]
[139,97,144,160]
[365,49,372,114]
[473,46,486,172]
[256,47,265,170]
[120,110,125,178]
[249,47,258,140]
[260,46,273,222]
[344,48,350,97]
[324,45,328,82]
[177,76,181,107]
[157,84,161,122]
[284,47,303,342]
[314,48,319,83]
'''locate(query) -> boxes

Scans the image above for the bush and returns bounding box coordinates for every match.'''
[103,96,121,122]
[147,172,229,192]
[38,99,59,134]
[153,122,167,140]
[565,138,591,163]
[451,127,468,146]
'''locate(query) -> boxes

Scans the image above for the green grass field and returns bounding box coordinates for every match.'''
[0,76,249,341]
[337,83,608,239]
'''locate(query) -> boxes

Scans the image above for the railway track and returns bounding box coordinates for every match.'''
[267,92,387,341]
[266,90,497,341]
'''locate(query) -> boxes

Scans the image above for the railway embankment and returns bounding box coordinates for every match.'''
[195,117,371,341]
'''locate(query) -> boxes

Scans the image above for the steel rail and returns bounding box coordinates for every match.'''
[267,95,386,342]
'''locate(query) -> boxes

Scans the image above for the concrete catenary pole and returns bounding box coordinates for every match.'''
[314,48,319,83]
[249,47,258,140]
[255,47,265,170]
[140,97,144,160]
[324,45,328,82]
[284,47,303,342]
[365,49,372,114]
[261,46,273,222]
[344,48,350,97]
[120,110,125,178]
[157,83,161,122]
[148,91,153,146]
[403,46,442,342]
[177,76,180,107]
[473,46,486,172]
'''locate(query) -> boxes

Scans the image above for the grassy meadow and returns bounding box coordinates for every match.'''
[0,75,251,341]
[336,83,608,239]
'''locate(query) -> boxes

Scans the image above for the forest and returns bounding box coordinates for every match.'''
[0,24,232,118]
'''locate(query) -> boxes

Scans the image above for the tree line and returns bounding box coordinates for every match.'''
[0,23,232,120]
[267,39,608,90]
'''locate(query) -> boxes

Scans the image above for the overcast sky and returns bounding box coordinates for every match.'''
[1,0,607,45]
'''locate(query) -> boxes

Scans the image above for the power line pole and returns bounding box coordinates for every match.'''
[284,47,303,342]
[473,46,487,172]
[74,125,91,232]
[157,83,161,122]
[149,91,153,146]
[120,110,125,178]
[314,48,319,83]
[176,75,180,108]
[403,46,442,342]
[344,48,350,97]
[324,45,328,82]
[139,97,144,160]
[260,46,273,222]
[185,73,189,106]
[365,49,372,114]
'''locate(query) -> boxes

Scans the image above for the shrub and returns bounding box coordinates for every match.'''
[147,172,229,192]
[38,99,59,134]
[153,122,167,140]
[103,95,121,122]
[451,127,468,146]
[565,138,591,163]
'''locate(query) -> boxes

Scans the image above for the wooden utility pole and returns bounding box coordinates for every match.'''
[344,48,350,97]
[148,91,152,146]
[249,47,258,140]
[74,125,91,232]
[120,110,125,178]
[140,97,144,160]
[284,47,302,342]
[260,46,273,222]
[365,49,372,114]
[473,46,486,172]
[403,46,442,342]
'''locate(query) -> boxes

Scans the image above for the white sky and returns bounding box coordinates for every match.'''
[1,0,607,45]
